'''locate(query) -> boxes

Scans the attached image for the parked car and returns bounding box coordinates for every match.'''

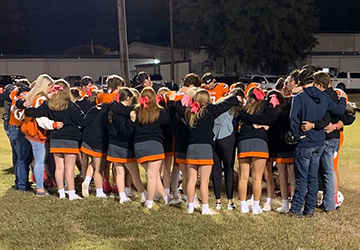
[331,72,360,91]
[64,75,82,86]
[247,75,280,90]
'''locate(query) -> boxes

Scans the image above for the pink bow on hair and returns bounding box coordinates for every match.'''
[181,94,193,107]
[269,94,280,108]
[51,85,64,95]
[114,93,120,103]
[253,88,265,101]
[156,95,164,104]
[139,96,150,108]
[190,101,200,114]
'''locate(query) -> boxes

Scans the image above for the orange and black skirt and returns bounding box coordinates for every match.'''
[134,140,165,164]
[237,138,269,159]
[274,151,294,164]
[186,143,214,165]
[107,144,136,164]
[80,141,107,158]
[50,139,80,154]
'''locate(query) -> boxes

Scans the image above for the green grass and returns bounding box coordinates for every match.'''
[1,100,360,250]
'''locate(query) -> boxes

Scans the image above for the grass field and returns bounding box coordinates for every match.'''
[0,95,360,250]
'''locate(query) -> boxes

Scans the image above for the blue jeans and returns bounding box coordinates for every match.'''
[8,127,33,191]
[318,139,339,211]
[29,140,46,189]
[290,145,324,215]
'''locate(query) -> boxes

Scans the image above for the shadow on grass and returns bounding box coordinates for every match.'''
[2,166,14,175]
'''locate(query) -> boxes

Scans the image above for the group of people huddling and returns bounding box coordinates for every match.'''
[0,65,357,216]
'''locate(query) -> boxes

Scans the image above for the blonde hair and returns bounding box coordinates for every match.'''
[185,89,210,128]
[157,87,170,97]
[244,88,263,115]
[135,87,162,124]
[48,80,71,111]
[130,88,139,105]
[26,74,54,104]
[186,87,198,98]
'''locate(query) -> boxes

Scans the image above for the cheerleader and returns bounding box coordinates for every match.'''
[169,89,241,215]
[133,87,170,209]
[236,86,279,214]
[108,87,147,203]
[25,80,97,200]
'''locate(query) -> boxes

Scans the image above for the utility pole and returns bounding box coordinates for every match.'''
[169,0,175,83]
[117,0,130,86]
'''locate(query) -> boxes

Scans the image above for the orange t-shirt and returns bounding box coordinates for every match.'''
[9,89,24,126]
[164,91,186,103]
[96,92,117,104]
[206,83,229,103]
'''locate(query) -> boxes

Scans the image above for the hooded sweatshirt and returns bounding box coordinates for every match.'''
[290,86,346,148]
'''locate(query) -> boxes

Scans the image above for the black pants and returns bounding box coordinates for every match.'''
[212,133,236,200]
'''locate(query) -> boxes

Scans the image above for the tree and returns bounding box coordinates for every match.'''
[175,0,319,73]
[0,0,25,54]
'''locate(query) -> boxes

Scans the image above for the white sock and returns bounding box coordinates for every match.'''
[188,202,194,211]
[164,188,170,196]
[163,195,168,204]
[119,192,127,201]
[96,188,105,196]
[140,191,147,200]
[125,187,132,195]
[84,176,92,186]
[250,194,254,202]
[253,200,261,211]
[241,201,248,210]
[266,198,272,205]
[202,203,209,213]
[58,188,66,199]
[68,190,76,200]
[146,200,153,208]
[282,199,289,209]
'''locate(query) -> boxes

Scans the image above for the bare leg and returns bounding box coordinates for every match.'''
[199,165,212,205]
[264,162,274,199]
[179,163,188,196]
[125,162,145,193]
[146,160,164,201]
[252,158,267,201]
[187,164,198,203]
[92,157,103,189]
[287,164,295,198]
[163,156,172,191]
[238,159,251,201]
[64,154,77,191]
[115,163,126,193]
[277,163,289,200]
[54,154,65,190]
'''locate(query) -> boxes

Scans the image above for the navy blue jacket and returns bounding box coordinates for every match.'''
[290,87,346,148]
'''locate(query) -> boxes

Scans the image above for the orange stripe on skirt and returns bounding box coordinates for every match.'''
[137,153,165,164]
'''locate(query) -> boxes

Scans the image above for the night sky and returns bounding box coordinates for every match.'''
[2,0,360,54]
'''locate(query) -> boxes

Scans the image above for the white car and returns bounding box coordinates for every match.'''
[248,75,279,90]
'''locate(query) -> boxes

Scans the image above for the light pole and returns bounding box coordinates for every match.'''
[170,0,175,83]
[117,0,130,86]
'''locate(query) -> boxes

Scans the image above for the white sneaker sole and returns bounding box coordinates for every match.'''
[82,182,89,198]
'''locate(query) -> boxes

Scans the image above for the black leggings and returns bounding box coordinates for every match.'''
[212,134,236,200]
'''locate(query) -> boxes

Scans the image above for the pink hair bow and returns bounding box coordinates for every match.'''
[181,94,193,107]
[190,101,200,114]
[156,95,164,104]
[139,96,150,108]
[269,94,280,108]
[114,93,120,103]
[51,85,64,95]
[253,88,265,101]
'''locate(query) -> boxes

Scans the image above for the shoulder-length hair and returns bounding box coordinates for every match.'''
[185,89,211,128]
[26,74,54,104]
[48,80,71,111]
[135,87,162,124]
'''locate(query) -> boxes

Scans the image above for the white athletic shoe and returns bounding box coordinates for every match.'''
[247,198,254,207]
[120,197,132,204]
[263,202,272,212]
[126,192,134,198]
[194,196,200,209]
[187,207,194,214]
[241,206,250,214]
[215,202,222,210]
[202,209,218,216]
[81,182,89,198]
[145,201,153,209]
[141,195,147,204]
[96,193,108,199]
[252,207,263,215]
[154,193,161,202]
[69,194,83,201]
[276,206,289,213]
[169,198,182,205]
